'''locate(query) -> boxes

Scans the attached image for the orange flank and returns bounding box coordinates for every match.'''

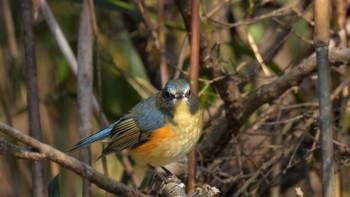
[131,125,173,155]
[129,101,203,166]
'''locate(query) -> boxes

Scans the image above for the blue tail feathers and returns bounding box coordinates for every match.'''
[70,123,116,151]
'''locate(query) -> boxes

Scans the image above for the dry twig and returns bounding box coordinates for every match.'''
[0,122,148,197]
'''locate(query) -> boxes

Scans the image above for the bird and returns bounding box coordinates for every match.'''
[71,79,203,167]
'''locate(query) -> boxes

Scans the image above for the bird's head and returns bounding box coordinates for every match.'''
[157,79,200,118]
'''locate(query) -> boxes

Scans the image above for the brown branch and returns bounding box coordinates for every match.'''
[39,1,141,186]
[335,0,347,47]
[174,36,189,79]
[150,174,220,197]
[190,184,220,197]
[189,0,200,95]
[175,0,243,158]
[186,0,201,194]
[20,0,46,196]
[199,48,350,159]
[0,124,222,196]
[0,122,149,197]
[245,49,350,123]
[39,0,108,125]
[86,0,99,36]
[77,0,94,196]
[85,0,110,185]
[2,0,18,59]
[314,0,330,47]
[175,2,346,172]
[162,182,187,197]
[241,1,310,81]
[157,0,169,86]
[0,139,46,161]
[206,3,295,28]
[132,0,169,86]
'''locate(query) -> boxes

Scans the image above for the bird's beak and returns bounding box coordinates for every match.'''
[175,94,184,99]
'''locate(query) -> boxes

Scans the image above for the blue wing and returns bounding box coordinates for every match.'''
[70,120,120,151]
[100,95,165,157]
[131,95,165,132]
[71,95,165,157]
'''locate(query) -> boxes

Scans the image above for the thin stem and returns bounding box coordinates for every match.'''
[314,0,334,196]
[158,0,169,86]
[77,0,94,196]
[187,0,200,194]
[20,0,46,196]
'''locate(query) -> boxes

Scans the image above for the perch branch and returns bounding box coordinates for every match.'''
[0,122,148,197]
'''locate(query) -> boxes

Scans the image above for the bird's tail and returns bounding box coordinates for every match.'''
[70,125,113,152]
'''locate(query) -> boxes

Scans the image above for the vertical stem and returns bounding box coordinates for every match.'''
[3,0,19,59]
[20,0,46,196]
[187,0,200,194]
[77,0,93,196]
[314,0,333,196]
[86,0,111,192]
[189,0,200,94]
[40,0,139,186]
[316,47,334,197]
[158,0,169,86]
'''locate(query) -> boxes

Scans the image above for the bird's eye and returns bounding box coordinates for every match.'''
[188,91,192,96]
[185,90,192,97]
[164,91,173,100]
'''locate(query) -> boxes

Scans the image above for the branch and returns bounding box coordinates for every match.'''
[246,48,350,118]
[132,0,169,86]
[3,0,19,59]
[77,0,94,195]
[314,0,334,196]
[0,122,149,197]
[187,0,201,194]
[21,0,45,195]
[175,0,243,157]
[199,48,350,158]
[39,0,141,186]
[157,0,169,86]
[150,176,219,197]
[39,0,109,126]
[176,0,313,159]
[0,139,46,160]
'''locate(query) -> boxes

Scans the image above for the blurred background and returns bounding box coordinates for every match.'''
[1,0,350,196]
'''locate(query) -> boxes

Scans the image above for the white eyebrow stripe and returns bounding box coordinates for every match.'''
[168,89,176,95]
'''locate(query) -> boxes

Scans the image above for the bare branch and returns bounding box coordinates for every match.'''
[132,0,169,86]
[0,140,46,161]
[77,0,94,195]
[21,0,46,195]
[158,0,169,86]
[187,0,201,193]
[314,0,334,196]
[0,122,149,197]
[2,0,18,59]
[39,1,142,186]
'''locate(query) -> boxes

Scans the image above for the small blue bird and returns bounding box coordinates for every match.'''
[71,79,203,166]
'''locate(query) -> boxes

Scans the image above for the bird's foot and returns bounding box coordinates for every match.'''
[148,165,179,184]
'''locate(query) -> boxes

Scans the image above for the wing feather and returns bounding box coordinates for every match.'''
[99,96,165,158]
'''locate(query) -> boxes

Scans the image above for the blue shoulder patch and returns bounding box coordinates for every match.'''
[130,95,165,132]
